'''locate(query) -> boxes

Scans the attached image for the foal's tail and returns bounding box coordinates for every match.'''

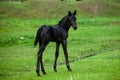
[34,27,43,47]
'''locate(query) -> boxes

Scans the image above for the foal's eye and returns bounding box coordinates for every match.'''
[72,16,76,20]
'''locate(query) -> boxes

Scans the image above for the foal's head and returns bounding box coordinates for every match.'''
[67,10,77,30]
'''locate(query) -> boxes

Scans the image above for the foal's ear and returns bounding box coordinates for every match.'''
[68,11,72,16]
[73,10,77,15]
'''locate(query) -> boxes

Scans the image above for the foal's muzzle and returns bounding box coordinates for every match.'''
[73,25,77,30]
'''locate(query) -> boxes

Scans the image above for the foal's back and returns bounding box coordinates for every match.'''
[39,25,68,43]
[38,25,54,42]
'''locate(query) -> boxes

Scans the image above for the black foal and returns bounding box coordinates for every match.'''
[34,10,77,76]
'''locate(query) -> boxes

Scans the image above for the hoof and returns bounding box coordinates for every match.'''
[67,66,72,71]
[68,68,72,71]
[43,72,46,75]
[54,68,57,72]
[36,70,40,76]
[54,70,57,72]
[68,67,72,71]
[42,69,46,75]
[37,73,40,76]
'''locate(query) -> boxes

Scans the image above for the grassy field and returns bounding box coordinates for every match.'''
[2,49,119,80]
[0,0,120,80]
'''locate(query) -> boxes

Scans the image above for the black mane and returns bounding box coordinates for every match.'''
[58,16,68,25]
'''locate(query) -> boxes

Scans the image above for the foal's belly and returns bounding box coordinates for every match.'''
[49,37,63,43]
[48,27,68,42]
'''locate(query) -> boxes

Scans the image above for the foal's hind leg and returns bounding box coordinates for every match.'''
[36,42,48,76]
[38,43,47,75]
[36,50,41,76]
[40,53,46,75]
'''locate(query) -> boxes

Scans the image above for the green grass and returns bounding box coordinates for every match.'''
[0,0,120,80]
[1,48,120,80]
[0,17,120,80]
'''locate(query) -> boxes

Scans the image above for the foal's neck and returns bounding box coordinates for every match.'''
[57,16,70,32]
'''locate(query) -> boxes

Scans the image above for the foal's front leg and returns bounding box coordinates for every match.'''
[62,40,72,71]
[53,42,60,72]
